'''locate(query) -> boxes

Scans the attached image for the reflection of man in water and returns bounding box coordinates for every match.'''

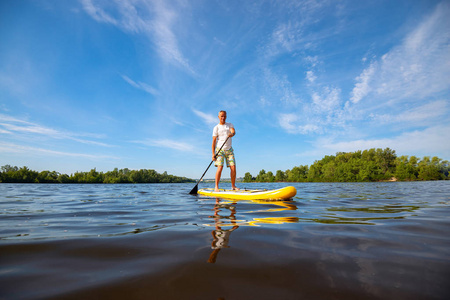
[207,198,239,264]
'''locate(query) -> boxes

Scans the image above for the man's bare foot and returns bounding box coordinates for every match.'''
[214,188,220,192]
[232,187,240,191]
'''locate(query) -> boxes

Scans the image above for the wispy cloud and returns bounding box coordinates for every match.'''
[80,0,119,26]
[262,1,330,59]
[257,2,353,134]
[150,0,194,73]
[278,113,320,134]
[1,121,60,136]
[133,138,195,152]
[350,62,376,104]
[311,87,341,114]
[0,142,118,160]
[80,0,195,74]
[276,82,346,135]
[275,2,450,137]
[0,128,11,134]
[268,22,303,55]
[349,2,450,104]
[306,70,317,83]
[305,125,450,158]
[122,75,159,96]
[192,109,217,126]
[263,68,301,105]
[370,100,448,125]
[0,114,112,147]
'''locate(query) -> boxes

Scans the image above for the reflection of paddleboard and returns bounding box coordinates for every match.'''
[204,216,300,227]
[198,186,297,200]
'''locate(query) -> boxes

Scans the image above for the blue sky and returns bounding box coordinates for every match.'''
[1,0,449,179]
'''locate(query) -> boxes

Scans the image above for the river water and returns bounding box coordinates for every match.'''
[1,181,449,299]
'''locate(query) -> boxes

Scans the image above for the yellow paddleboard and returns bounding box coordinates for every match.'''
[197,186,297,200]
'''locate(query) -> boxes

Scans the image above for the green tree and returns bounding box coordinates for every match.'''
[275,170,286,182]
[15,166,37,183]
[243,172,253,182]
[58,173,72,183]
[418,156,441,180]
[395,156,417,180]
[37,170,60,183]
[256,169,266,182]
[375,148,397,178]
[307,164,320,182]
[322,161,336,182]
[265,171,275,182]
[286,166,308,182]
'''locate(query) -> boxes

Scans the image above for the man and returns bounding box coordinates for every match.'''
[212,110,239,192]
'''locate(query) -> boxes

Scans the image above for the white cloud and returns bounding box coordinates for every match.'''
[151,0,194,73]
[370,100,448,125]
[311,87,341,113]
[350,2,450,104]
[81,0,194,74]
[278,113,297,132]
[271,22,301,53]
[259,96,270,107]
[350,62,376,104]
[304,56,319,67]
[0,142,118,160]
[278,113,320,134]
[263,1,330,59]
[305,125,450,158]
[0,114,112,147]
[122,75,158,96]
[277,83,346,135]
[192,109,217,126]
[0,128,11,134]
[263,68,301,105]
[306,70,317,83]
[0,122,60,136]
[287,2,450,141]
[134,139,195,152]
[80,0,119,26]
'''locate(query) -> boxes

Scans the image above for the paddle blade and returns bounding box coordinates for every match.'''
[189,184,198,195]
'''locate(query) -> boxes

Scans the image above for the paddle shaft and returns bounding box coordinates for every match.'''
[189,136,230,194]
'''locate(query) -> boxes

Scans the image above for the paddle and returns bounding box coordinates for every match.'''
[189,136,230,195]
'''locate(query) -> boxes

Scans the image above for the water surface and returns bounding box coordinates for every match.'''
[1,182,449,299]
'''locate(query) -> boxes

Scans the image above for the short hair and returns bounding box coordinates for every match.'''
[218,110,227,115]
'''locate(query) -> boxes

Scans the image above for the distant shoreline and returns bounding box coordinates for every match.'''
[0,165,195,184]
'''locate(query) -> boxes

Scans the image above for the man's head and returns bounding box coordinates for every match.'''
[218,111,227,125]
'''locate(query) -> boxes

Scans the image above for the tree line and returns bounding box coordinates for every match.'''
[0,165,194,184]
[243,148,449,182]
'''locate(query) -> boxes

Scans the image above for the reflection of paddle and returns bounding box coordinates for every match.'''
[189,136,230,195]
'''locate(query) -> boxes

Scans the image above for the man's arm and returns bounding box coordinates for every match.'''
[229,127,235,137]
[212,136,217,160]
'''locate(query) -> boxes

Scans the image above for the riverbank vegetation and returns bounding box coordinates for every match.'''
[243,148,449,182]
[0,166,194,184]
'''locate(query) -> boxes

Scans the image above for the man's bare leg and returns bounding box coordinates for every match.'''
[230,165,239,190]
[215,165,223,192]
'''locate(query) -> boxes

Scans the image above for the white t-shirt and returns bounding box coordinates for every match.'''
[213,122,234,151]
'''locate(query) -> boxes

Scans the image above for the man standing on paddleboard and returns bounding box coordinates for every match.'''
[212,111,240,192]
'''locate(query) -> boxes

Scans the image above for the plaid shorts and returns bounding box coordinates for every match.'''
[214,148,236,168]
